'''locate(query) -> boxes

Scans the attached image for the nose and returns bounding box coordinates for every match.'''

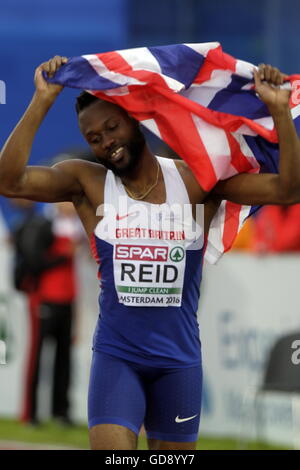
[102,133,115,152]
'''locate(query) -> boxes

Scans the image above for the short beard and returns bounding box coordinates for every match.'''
[97,125,146,177]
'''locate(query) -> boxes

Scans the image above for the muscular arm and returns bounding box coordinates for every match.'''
[3,159,84,202]
[0,56,83,202]
[213,65,300,206]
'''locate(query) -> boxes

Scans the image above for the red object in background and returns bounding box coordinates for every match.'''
[38,236,76,303]
[20,234,77,422]
[253,204,300,253]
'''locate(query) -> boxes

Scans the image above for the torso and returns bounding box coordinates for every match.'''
[89,156,206,367]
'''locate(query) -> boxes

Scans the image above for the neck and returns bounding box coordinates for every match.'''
[120,146,158,193]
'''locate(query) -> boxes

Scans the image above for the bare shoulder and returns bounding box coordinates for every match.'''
[172,159,207,203]
[173,159,194,180]
[53,158,107,197]
[54,159,108,237]
[53,158,106,180]
[172,159,222,231]
[61,159,108,209]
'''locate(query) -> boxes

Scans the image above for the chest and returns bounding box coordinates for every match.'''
[73,162,219,239]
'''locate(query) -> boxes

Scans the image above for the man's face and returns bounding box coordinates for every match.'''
[78,100,145,176]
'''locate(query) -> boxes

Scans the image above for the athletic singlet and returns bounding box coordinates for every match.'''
[90,156,205,368]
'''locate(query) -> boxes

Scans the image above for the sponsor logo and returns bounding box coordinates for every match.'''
[170,246,185,262]
[115,244,168,261]
[116,211,139,221]
[175,414,198,423]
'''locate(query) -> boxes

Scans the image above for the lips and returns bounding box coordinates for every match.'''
[110,146,125,163]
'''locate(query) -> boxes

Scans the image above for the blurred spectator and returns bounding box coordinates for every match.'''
[13,200,82,426]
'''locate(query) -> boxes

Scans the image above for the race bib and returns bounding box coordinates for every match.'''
[113,241,186,307]
[96,195,204,308]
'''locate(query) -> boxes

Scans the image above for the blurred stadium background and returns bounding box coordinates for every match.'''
[0,0,300,450]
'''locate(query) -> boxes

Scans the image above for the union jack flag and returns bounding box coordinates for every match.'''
[48,42,300,263]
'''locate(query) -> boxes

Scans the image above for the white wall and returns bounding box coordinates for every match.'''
[199,254,300,447]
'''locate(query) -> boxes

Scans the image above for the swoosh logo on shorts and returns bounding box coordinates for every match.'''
[175,414,198,423]
[116,211,138,220]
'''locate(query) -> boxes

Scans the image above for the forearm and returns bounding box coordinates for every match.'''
[270,105,300,201]
[0,92,55,191]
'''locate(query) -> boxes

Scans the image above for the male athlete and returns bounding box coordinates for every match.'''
[0,56,300,450]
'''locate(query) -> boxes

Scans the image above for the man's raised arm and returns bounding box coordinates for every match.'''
[213,65,300,206]
[0,56,83,202]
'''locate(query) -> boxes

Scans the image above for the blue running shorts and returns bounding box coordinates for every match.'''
[88,351,202,443]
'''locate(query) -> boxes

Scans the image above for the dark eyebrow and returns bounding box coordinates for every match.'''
[85,117,118,137]
[86,130,98,137]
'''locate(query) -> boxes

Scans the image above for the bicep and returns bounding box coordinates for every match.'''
[213,173,287,206]
[8,161,83,203]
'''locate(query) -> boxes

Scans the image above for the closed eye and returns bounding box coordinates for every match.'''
[90,137,101,144]
[107,123,118,131]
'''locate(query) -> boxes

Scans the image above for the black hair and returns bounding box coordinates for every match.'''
[75,91,102,114]
[75,91,137,128]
